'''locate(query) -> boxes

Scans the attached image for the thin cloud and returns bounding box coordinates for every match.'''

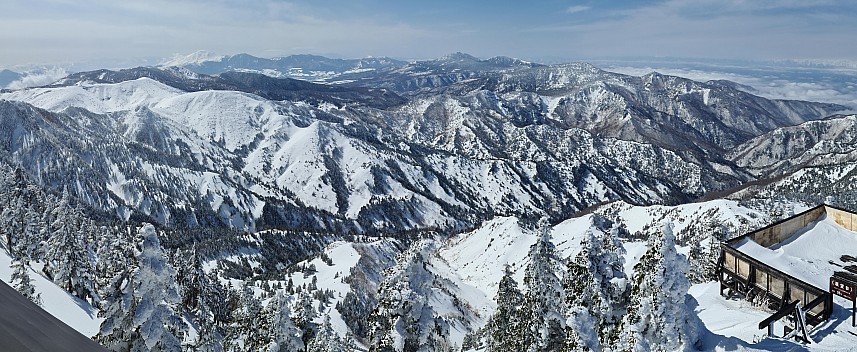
[565,5,591,14]
[600,63,857,110]
[522,0,857,61]
[6,67,68,89]
[0,0,855,66]
[0,0,440,66]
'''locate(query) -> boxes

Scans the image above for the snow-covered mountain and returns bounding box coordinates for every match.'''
[721,114,857,211]
[730,114,857,176]
[341,58,842,152]
[2,53,857,351]
[0,58,843,233]
[159,50,227,67]
[160,52,407,81]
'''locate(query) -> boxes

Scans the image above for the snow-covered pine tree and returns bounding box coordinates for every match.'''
[521,218,566,352]
[130,224,186,350]
[484,266,528,351]
[618,222,700,352]
[704,237,721,281]
[0,167,31,256]
[95,223,186,352]
[95,225,133,301]
[367,268,416,352]
[178,245,210,313]
[10,258,42,306]
[367,240,458,352]
[97,268,137,350]
[686,240,706,284]
[42,202,99,306]
[226,284,267,351]
[266,291,305,352]
[15,205,43,262]
[207,275,235,329]
[307,315,355,352]
[562,231,600,352]
[293,290,317,345]
[597,220,629,321]
[195,302,225,352]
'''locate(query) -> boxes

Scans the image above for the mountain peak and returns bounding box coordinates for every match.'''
[159,50,226,67]
[439,52,480,62]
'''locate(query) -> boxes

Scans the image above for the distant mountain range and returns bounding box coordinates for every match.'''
[0,53,846,233]
[159,51,408,82]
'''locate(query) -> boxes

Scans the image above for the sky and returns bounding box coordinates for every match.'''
[2,0,857,68]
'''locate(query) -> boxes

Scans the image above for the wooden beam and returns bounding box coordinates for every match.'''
[759,300,800,330]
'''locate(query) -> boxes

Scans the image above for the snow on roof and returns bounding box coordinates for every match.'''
[732,212,857,290]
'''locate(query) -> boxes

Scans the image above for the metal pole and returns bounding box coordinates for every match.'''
[849,297,857,327]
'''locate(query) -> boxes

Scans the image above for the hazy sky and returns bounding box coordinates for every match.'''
[2,0,856,67]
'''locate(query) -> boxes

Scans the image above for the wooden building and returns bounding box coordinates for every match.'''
[716,204,857,328]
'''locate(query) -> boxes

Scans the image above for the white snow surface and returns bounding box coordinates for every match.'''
[732,213,857,289]
[278,239,378,340]
[692,282,857,351]
[159,50,225,67]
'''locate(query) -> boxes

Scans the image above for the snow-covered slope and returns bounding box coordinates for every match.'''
[259,199,857,350]
[730,114,857,177]
[160,50,226,67]
[0,67,784,232]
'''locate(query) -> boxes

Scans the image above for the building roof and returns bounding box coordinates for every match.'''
[0,280,107,352]
[732,213,857,289]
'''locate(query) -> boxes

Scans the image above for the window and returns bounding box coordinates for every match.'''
[737,258,751,279]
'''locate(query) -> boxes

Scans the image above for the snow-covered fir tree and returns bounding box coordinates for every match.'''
[95,268,137,351]
[226,283,267,351]
[42,199,100,306]
[195,302,226,352]
[618,222,700,352]
[562,231,603,352]
[704,237,722,281]
[266,291,305,352]
[367,240,458,352]
[16,205,44,262]
[563,215,630,350]
[10,258,42,306]
[307,315,356,352]
[520,218,566,352]
[0,167,33,257]
[686,239,706,284]
[96,223,186,352]
[292,290,317,346]
[95,226,134,303]
[485,266,528,351]
[176,244,233,335]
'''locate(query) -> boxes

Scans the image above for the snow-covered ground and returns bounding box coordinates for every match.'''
[1,198,854,350]
[691,281,857,351]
